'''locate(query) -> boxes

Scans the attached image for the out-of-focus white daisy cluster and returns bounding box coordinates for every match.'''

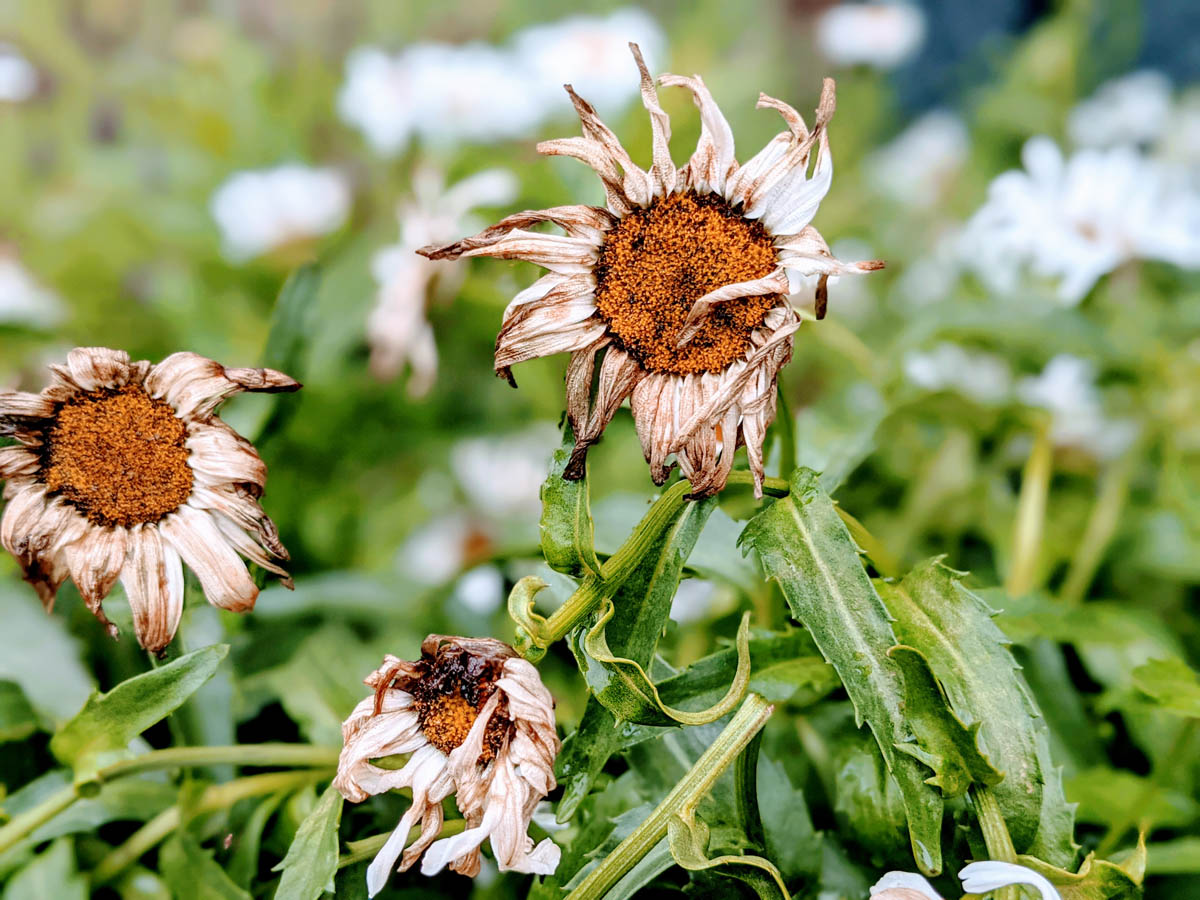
[368,167,518,393]
[0,255,65,327]
[1017,354,1138,461]
[210,165,351,261]
[814,2,926,70]
[337,8,665,156]
[962,71,1200,304]
[903,342,1013,406]
[0,43,37,103]
[869,111,969,209]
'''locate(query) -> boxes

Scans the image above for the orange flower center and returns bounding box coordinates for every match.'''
[593,190,781,375]
[42,385,193,527]
[415,687,510,763]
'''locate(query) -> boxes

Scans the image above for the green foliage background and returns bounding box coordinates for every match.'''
[1,0,1198,898]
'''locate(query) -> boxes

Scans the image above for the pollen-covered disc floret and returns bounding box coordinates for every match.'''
[0,347,299,653]
[334,636,560,895]
[420,43,882,497]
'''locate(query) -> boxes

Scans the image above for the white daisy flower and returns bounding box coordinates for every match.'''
[367,167,518,393]
[337,47,420,156]
[0,43,37,103]
[868,110,969,209]
[0,348,299,653]
[513,8,666,116]
[1068,70,1173,149]
[1017,354,1138,460]
[814,2,927,70]
[904,342,1013,406]
[334,637,560,894]
[210,164,351,262]
[961,137,1200,304]
[0,256,66,327]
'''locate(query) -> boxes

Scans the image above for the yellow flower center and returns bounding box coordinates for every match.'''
[594,190,781,375]
[415,687,509,763]
[42,385,193,527]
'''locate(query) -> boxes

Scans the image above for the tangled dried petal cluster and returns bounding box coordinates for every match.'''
[421,43,880,497]
[0,347,298,653]
[334,635,560,894]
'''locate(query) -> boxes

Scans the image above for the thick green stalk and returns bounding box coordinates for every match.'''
[972,785,1018,900]
[0,783,80,855]
[1060,454,1133,605]
[95,743,340,781]
[1006,428,1053,596]
[565,693,773,900]
[92,768,330,885]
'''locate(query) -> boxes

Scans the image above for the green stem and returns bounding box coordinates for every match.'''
[775,382,796,479]
[1006,427,1053,597]
[972,785,1018,900]
[95,744,340,781]
[566,693,774,900]
[92,769,330,885]
[0,784,80,855]
[1059,453,1133,605]
[338,819,468,869]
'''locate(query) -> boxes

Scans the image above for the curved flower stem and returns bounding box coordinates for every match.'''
[565,693,774,900]
[92,768,331,885]
[971,784,1018,900]
[1059,452,1133,605]
[338,819,468,869]
[0,783,79,855]
[0,744,339,857]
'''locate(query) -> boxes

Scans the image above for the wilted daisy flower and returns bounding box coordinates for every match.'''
[0,348,298,653]
[0,255,66,327]
[868,110,968,209]
[814,2,927,70]
[334,636,560,894]
[0,43,37,103]
[1068,70,1173,149]
[961,137,1200,304]
[210,164,351,262]
[1017,354,1138,460]
[421,45,881,497]
[368,167,517,393]
[513,8,665,116]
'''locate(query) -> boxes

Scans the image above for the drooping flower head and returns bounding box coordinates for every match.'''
[334,636,559,894]
[420,44,881,497]
[0,348,299,653]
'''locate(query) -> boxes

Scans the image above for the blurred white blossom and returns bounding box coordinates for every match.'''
[210,164,351,261]
[451,564,505,615]
[869,111,968,208]
[513,8,665,115]
[451,423,558,519]
[669,578,721,625]
[1068,70,1172,149]
[337,48,420,155]
[368,167,518,393]
[814,2,926,70]
[0,44,37,103]
[399,513,493,586]
[961,137,1200,304]
[0,257,65,327]
[904,342,1013,405]
[1018,355,1138,460]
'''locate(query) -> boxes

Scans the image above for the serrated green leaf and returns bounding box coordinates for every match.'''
[0,681,37,744]
[159,832,252,900]
[738,468,944,875]
[540,423,602,579]
[1016,832,1145,900]
[2,838,86,900]
[49,645,228,781]
[877,561,1079,867]
[272,783,343,900]
[887,646,1003,796]
[1131,658,1200,717]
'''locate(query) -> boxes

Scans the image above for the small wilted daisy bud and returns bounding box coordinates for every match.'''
[0,347,299,654]
[420,43,882,498]
[334,636,560,895]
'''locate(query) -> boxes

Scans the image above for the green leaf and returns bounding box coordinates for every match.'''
[877,561,1079,867]
[1132,658,1200,717]
[49,645,228,781]
[757,757,821,882]
[540,422,602,579]
[0,682,37,744]
[887,646,1003,796]
[667,811,790,900]
[738,468,944,875]
[1016,833,1145,900]
[272,784,343,900]
[1146,836,1200,875]
[159,832,252,900]
[2,838,86,900]
[1066,766,1197,831]
[227,793,286,889]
